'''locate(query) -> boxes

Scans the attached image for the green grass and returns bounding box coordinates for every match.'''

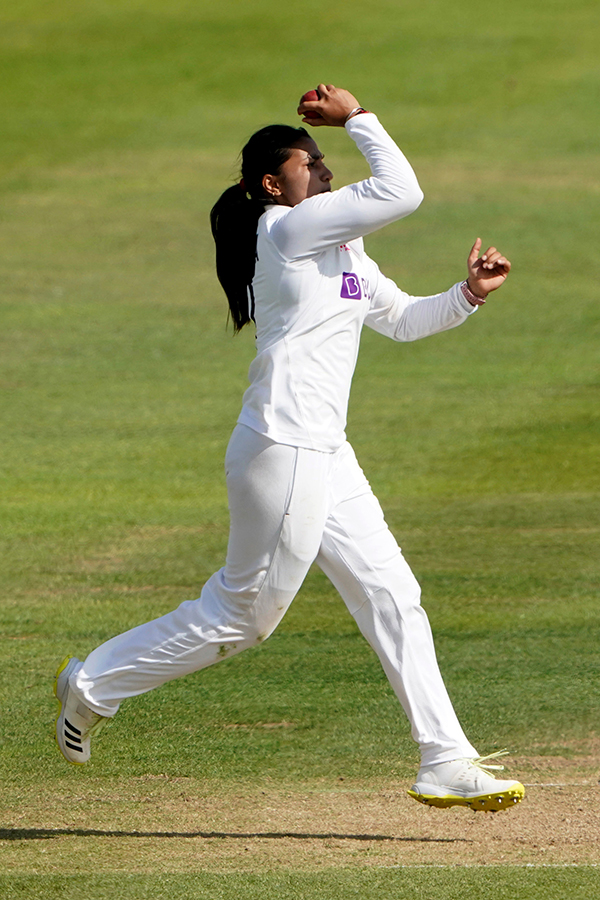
[2,869,599,900]
[1,0,599,890]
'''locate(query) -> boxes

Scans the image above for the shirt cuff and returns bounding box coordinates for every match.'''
[344,111,377,134]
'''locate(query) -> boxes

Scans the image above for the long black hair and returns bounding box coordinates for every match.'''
[210,124,309,332]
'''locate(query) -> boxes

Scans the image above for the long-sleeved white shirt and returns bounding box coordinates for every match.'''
[237,113,476,452]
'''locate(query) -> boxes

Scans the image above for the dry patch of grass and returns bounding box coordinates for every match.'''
[2,750,599,875]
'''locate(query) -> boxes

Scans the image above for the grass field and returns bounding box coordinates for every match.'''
[1,0,599,896]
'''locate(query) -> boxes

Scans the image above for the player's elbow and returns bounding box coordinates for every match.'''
[402,184,424,215]
[393,314,432,343]
[383,181,424,219]
[412,185,425,210]
[393,329,420,343]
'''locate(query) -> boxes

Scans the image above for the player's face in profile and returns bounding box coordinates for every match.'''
[271,138,333,207]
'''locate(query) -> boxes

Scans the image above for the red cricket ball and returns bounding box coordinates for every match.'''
[299,89,322,119]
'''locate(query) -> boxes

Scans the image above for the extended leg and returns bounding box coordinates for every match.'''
[316,443,477,767]
[70,426,330,717]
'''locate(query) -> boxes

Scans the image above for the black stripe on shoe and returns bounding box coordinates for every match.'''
[65,741,84,752]
[65,718,82,736]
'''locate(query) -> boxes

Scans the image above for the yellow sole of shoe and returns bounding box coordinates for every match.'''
[407,783,525,812]
[54,655,72,698]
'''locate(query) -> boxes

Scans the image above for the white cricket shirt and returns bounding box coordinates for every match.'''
[237,113,476,452]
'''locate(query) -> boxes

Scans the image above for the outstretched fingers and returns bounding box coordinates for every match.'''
[466,237,512,297]
[469,239,511,273]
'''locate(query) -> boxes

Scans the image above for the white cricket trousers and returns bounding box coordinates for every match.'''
[74,424,477,767]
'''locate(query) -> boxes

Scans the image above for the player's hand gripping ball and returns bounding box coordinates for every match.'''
[299,89,322,120]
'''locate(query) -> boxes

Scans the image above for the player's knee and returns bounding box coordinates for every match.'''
[247,596,292,645]
[372,575,422,616]
[243,620,276,646]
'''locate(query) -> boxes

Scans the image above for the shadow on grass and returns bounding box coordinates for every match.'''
[0,828,469,843]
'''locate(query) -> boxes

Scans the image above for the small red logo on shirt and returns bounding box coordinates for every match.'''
[340,244,350,251]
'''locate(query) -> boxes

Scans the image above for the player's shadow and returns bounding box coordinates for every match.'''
[0,827,470,843]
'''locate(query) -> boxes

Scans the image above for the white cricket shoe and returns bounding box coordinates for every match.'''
[408,751,525,812]
[54,656,108,764]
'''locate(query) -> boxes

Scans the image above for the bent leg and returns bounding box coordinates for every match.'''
[74,425,330,716]
[316,444,477,767]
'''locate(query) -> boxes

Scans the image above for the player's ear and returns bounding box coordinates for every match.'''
[262,173,282,199]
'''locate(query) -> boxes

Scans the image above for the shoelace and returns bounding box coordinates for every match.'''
[470,749,510,772]
[87,715,109,739]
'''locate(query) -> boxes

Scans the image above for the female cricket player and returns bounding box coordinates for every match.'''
[55,84,524,812]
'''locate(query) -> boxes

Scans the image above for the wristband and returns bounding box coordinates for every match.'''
[345,107,370,122]
[461,280,486,306]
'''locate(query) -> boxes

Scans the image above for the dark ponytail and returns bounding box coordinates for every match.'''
[210,124,309,332]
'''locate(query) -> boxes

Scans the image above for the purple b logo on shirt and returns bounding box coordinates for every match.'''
[341,272,362,299]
